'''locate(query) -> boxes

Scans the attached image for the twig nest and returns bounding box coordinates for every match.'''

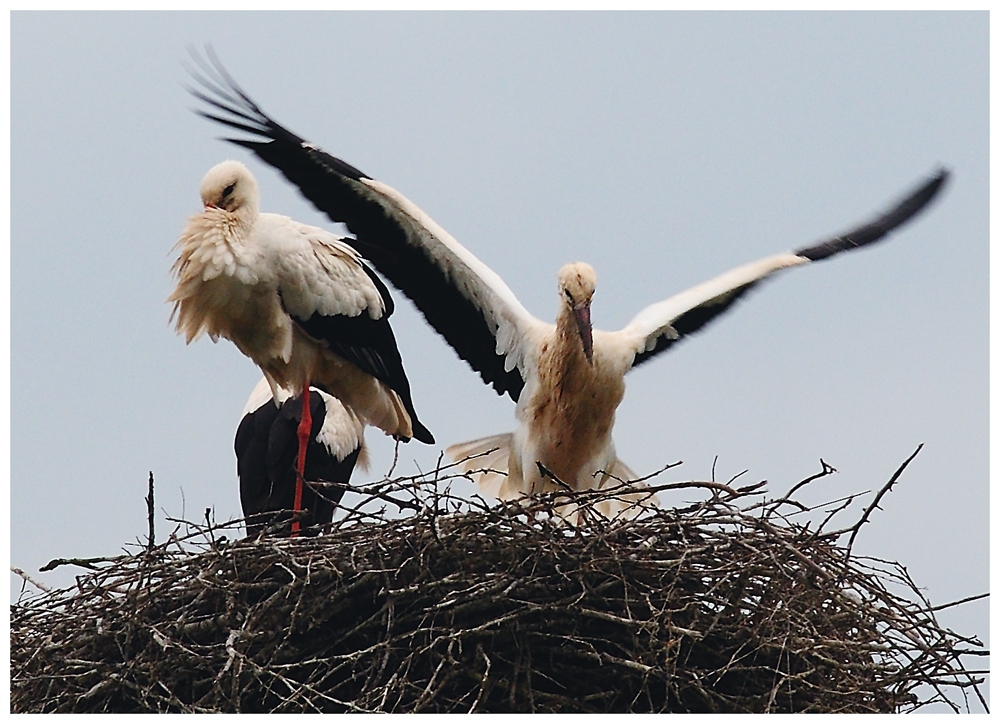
[10,458,986,713]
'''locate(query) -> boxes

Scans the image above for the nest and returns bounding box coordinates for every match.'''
[10,449,988,713]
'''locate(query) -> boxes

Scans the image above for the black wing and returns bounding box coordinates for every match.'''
[235,398,276,535]
[236,389,360,538]
[282,264,434,444]
[629,169,949,369]
[187,49,525,402]
[795,171,948,261]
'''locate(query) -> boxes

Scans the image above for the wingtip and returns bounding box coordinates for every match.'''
[395,419,436,445]
[927,166,951,195]
[413,421,435,445]
[908,166,951,214]
[792,166,952,263]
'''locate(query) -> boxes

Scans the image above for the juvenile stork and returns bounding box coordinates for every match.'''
[170,159,433,531]
[187,58,947,514]
[236,378,367,537]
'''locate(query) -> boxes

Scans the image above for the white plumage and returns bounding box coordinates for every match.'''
[188,58,947,518]
[240,378,368,464]
[169,159,433,445]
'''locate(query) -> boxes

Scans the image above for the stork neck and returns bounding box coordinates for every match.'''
[231,204,258,235]
[206,204,256,243]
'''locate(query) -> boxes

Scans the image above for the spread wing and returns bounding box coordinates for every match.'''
[188,50,546,403]
[619,170,949,368]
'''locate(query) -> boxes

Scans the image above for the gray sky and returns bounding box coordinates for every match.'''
[9,11,988,708]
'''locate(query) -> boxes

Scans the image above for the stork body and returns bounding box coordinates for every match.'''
[188,58,947,515]
[236,379,367,537]
[507,268,631,497]
[170,160,433,446]
[171,158,432,533]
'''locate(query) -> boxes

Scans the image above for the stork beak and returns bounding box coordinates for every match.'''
[573,303,594,364]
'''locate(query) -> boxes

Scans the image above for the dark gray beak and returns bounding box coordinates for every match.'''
[573,303,594,364]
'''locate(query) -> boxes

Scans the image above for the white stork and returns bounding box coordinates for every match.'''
[187,57,947,514]
[236,379,367,537]
[170,158,433,531]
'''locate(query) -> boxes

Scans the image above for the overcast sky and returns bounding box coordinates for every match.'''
[9,11,988,709]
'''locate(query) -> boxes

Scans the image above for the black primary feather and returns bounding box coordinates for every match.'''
[187,48,525,403]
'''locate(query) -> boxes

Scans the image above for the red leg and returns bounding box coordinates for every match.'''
[292,385,311,537]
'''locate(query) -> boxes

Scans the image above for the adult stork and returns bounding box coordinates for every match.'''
[170,158,433,532]
[187,57,947,513]
[236,378,367,537]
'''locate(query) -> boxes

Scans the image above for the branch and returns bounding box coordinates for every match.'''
[845,444,924,557]
[145,471,156,552]
[765,458,838,515]
[11,566,51,593]
[39,556,123,573]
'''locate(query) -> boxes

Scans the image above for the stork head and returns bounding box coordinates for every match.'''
[199,160,260,220]
[557,262,596,363]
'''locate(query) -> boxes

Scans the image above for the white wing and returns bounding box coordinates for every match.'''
[618,170,949,369]
[254,214,386,321]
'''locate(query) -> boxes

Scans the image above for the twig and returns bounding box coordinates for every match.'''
[11,566,51,592]
[387,438,402,478]
[765,458,838,515]
[39,556,122,572]
[145,471,155,552]
[926,591,989,614]
[624,460,683,484]
[845,444,923,556]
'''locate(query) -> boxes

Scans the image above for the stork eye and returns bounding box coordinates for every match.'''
[223,182,236,197]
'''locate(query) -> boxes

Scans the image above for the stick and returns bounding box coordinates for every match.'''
[845,444,923,557]
[11,566,51,592]
[146,471,156,552]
